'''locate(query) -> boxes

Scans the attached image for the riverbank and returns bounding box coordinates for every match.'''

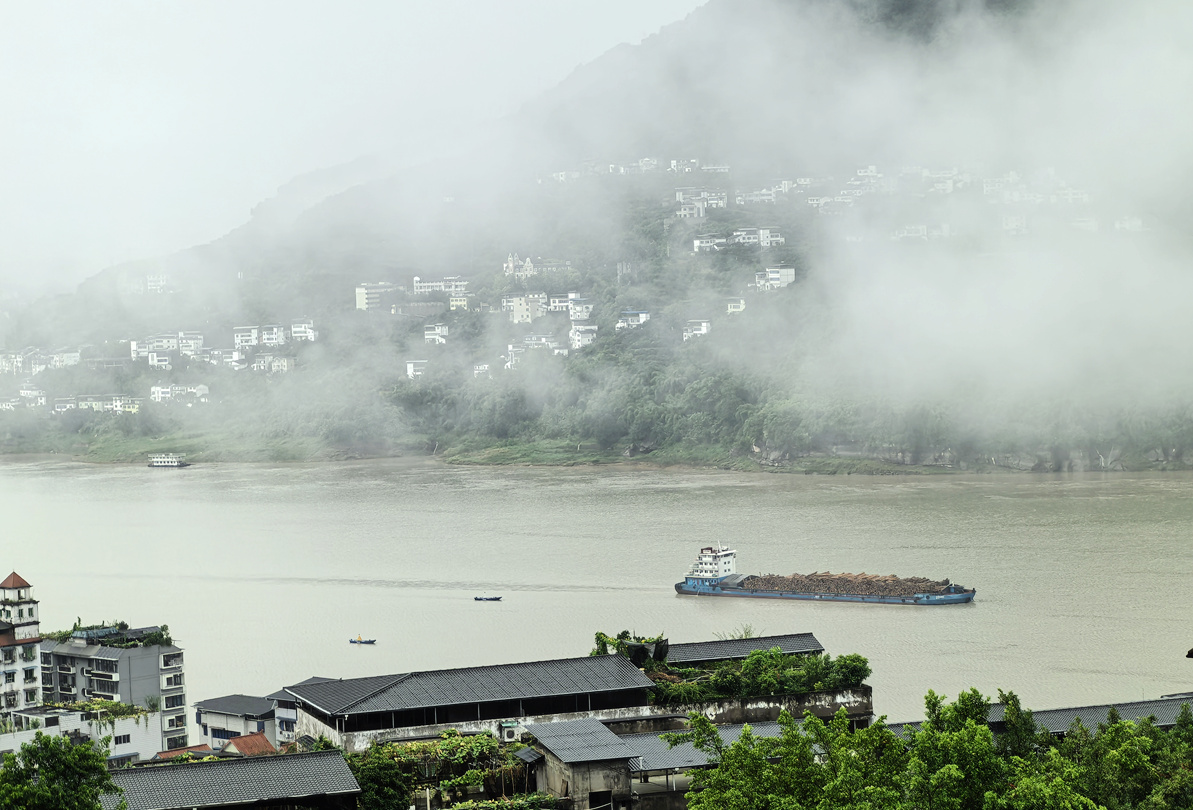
[5,426,1189,475]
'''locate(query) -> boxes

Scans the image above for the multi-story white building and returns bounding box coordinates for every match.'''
[259,325,287,347]
[502,293,548,324]
[568,298,595,322]
[233,326,260,349]
[41,625,188,753]
[0,572,42,717]
[503,255,572,280]
[548,292,585,313]
[4,703,161,767]
[412,276,469,295]
[693,234,727,252]
[290,320,318,341]
[147,334,180,352]
[177,332,204,356]
[731,228,785,248]
[682,320,712,341]
[615,312,650,331]
[150,384,210,404]
[355,282,399,311]
[425,323,450,345]
[569,322,598,351]
[194,695,280,751]
[48,350,81,369]
[755,264,803,290]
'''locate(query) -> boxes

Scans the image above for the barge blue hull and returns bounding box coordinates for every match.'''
[674,581,975,605]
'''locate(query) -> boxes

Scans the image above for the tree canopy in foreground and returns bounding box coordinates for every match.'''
[666,689,1193,810]
[0,732,126,810]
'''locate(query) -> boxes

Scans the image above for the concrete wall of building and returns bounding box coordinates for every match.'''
[199,710,275,750]
[299,686,872,753]
[126,648,161,706]
[636,790,688,810]
[541,759,630,810]
[0,711,161,763]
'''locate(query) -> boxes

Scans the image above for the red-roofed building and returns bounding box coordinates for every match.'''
[0,572,30,590]
[151,743,215,761]
[222,731,277,757]
[0,571,41,715]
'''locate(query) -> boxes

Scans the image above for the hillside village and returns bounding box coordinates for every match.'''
[0,320,317,415]
[0,152,1167,468]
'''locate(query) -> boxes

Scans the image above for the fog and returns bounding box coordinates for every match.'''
[0,0,704,293]
[6,0,1193,466]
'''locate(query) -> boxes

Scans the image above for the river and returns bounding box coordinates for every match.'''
[2,457,1190,725]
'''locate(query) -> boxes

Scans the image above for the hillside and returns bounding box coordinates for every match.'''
[5,0,1193,471]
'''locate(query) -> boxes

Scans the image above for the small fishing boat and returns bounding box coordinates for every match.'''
[350,636,376,645]
[474,596,502,602]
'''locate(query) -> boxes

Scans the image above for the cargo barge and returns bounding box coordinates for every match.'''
[674,546,975,605]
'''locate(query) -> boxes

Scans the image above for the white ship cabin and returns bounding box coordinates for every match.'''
[148,453,187,467]
[687,546,737,581]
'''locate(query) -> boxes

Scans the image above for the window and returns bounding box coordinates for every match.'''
[257,721,265,732]
[195,710,202,725]
[4,672,13,684]
[24,690,37,703]
[164,694,184,709]
[211,728,237,740]
[40,654,50,666]
[280,719,295,733]
[202,724,208,735]
[113,734,130,746]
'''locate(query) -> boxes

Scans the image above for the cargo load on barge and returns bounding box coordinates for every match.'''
[674,546,975,605]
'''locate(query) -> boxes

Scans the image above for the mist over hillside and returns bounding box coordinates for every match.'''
[5,0,1193,469]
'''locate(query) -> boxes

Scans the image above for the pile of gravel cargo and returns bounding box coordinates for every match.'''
[741,571,952,597]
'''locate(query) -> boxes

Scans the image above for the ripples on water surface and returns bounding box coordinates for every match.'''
[2,458,1190,722]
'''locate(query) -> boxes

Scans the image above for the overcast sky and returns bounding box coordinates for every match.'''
[0,1,705,293]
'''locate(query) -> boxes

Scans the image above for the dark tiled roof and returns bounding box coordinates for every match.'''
[194,694,276,718]
[666,633,824,665]
[514,747,544,764]
[525,718,639,764]
[103,750,359,810]
[993,697,1193,734]
[267,676,335,701]
[887,696,1193,738]
[286,674,409,715]
[288,656,654,717]
[623,721,785,772]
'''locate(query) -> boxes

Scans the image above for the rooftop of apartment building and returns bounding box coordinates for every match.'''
[42,624,178,653]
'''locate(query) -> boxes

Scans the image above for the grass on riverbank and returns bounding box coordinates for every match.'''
[441,440,622,466]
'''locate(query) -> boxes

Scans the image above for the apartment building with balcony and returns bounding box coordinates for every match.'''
[0,572,42,716]
[40,625,188,752]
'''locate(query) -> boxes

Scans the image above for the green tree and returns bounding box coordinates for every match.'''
[0,732,126,810]
[347,742,414,810]
[986,749,1101,810]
